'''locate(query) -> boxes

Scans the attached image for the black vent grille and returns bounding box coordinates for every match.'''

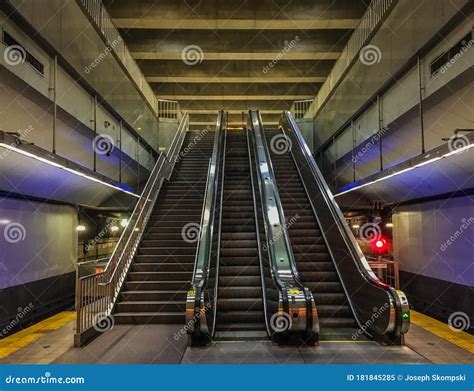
[2,30,44,76]
[430,31,472,75]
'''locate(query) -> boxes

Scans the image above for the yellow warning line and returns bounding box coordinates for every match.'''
[410,311,474,353]
[0,311,76,359]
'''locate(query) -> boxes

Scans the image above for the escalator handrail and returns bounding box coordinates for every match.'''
[280,111,409,337]
[186,111,225,342]
[190,111,225,287]
[281,111,391,288]
[245,127,272,337]
[249,111,307,291]
[209,126,226,335]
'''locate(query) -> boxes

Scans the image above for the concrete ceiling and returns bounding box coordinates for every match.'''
[104,0,369,128]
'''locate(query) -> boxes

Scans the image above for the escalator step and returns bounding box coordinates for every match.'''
[217,286,263,298]
[215,130,265,335]
[218,298,263,311]
[266,129,357,333]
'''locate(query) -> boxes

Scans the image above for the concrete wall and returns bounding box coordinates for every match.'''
[158,120,181,153]
[310,0,469,147]
[5,0,160,152]
[0,5,155,181]
[318,8,473,191]
[295,118,314,153]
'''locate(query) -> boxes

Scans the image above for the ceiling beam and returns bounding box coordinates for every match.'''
[132,52,340,61]
[113,18,359,30]
[158,95,313,100]
[146,76,326,83]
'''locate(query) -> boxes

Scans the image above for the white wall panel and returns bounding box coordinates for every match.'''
[0,197,77,289]
[393,196,474,286]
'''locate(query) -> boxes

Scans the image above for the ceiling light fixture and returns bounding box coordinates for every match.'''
[0,143,140,198]
[335,143,473,197]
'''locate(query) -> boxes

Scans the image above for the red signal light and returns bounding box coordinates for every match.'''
[371,237,388,253]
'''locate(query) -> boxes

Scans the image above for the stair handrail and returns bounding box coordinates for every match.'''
[186,111,226,345]
[279,111,409,342]
[248,110,318,344]
[75,112,189,346]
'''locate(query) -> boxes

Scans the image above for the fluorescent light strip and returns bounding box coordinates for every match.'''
[0,143,140,198]
[335,143,474,197]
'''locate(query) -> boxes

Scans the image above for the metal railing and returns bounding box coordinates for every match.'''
[77,0,158,116]
[74,113,189,346]
[290,100,313,119]
[307,0,397,118]
[77,257,109,278]
[158,99,183,122]
[367,257,399,289]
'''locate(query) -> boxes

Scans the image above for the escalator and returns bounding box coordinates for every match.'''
[187,113,317,345]
[214,130,266,339]
[265,129,357,338]
[114,130,215,324]
[259,111,410,344]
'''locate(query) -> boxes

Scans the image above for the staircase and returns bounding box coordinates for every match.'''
[265,129,357,337]
[114,130,215,324]
[215,130,266,339]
